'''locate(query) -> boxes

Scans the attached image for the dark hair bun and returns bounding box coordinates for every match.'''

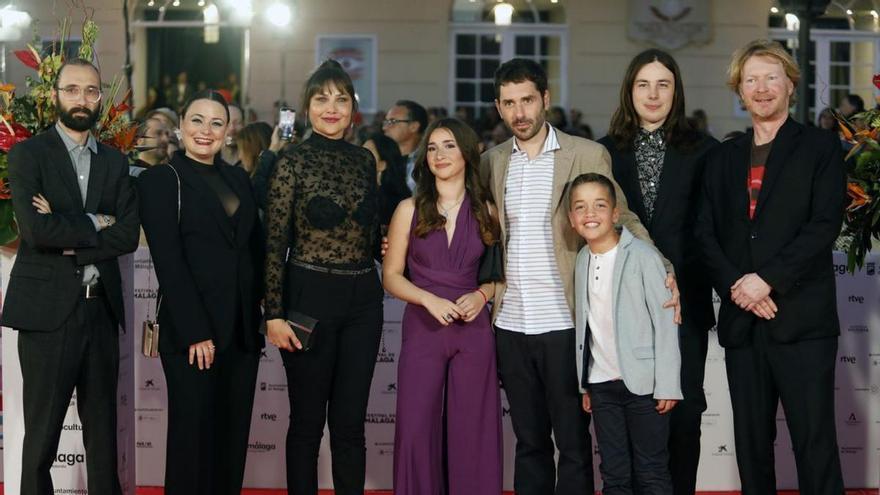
[319,59,344,71]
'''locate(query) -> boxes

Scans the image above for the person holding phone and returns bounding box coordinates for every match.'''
[252,115,296,215]
[263,59,383,495]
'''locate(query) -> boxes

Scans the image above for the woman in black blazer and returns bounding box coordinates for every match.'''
[137,89,264,495]
[598,49,717,495]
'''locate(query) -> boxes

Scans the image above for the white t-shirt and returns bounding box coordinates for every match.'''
[587,244,622,383]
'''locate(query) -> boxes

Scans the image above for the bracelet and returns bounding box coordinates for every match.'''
[476,288,488,304]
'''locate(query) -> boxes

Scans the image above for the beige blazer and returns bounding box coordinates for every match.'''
[480,128,668,323]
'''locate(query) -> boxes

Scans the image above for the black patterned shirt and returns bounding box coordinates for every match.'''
[263,132,379,319]
[634,127,666,223]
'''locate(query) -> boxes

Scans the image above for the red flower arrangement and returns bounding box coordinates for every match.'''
[0,13,138,246]
[834,75,880,273]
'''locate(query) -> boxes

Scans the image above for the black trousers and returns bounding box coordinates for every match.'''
[495,327,593,495]
[161,343,260,495]
[725,330,843,495]
[667,322,708,495]
[280,266,383,495]
[591,380,672,495]
[18,294,121,495]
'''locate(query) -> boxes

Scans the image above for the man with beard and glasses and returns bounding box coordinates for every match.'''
[479,58,679,495]
[1,58,139,495]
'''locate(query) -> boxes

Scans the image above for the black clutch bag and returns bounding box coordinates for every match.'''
[286,311,318,351]
[260,310,319,351]
[478,242,504,284]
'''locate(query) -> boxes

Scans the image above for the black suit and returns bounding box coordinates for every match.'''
[696,118,845,495]
[599,133,717,495]
[137,152,264,495]
[1,126,139,495]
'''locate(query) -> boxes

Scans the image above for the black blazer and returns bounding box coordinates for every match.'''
[695,118,846,348]
[0,127,139,332]
[137,152,265,354]
[598,133,718,331]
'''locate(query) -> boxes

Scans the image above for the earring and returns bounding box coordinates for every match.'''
[173,128,182,141]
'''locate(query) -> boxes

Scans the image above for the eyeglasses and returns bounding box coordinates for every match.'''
[382,118,413,127]
[56,85,103,103]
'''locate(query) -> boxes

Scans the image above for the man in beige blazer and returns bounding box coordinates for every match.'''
[480,58,676,495]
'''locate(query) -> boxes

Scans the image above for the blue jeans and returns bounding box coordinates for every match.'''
[590,380,672,495]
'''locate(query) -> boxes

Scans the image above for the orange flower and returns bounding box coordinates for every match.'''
[846,182,871,212]
[839,121,855,142]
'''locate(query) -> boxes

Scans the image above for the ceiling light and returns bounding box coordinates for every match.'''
[493,2,514,26]
[265,1,292,27]
[846,9,853,15]
[770,6,779,13]
[785,12,799,31]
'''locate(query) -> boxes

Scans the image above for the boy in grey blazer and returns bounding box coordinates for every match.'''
[568,173,681,494]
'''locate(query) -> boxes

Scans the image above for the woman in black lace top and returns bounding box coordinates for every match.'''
[263,59,382,494]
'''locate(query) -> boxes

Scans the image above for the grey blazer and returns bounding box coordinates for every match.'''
[574,226,682,399]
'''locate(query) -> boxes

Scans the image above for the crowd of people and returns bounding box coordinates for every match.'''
[1,36,848,495]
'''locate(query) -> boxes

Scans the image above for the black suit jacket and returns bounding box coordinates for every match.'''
[0,127,139,332]
[137,152,265,354]
[599,133,718,331]
[695,118,846,348]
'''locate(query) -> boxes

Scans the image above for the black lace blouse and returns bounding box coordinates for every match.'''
[263,132,379,319]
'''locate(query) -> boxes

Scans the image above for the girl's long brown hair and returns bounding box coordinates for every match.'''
[412,118,499,245]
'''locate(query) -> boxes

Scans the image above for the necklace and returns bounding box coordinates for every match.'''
[438,195,465,218]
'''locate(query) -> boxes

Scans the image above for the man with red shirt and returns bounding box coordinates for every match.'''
[696,40,845,495]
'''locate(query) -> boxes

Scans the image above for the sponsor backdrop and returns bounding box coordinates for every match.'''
[0,248,136,494]
[133,248,880,491]
[0,247,876,491]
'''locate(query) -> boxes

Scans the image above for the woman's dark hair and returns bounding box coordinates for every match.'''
[301,59,358,120]
[366,132,404,170]
[253,121,273,137]
[566,173,617,210]
[607,49,698,150]
[180,89,230,122]
[412,118,499,245]
[366,133,409,224]
[235,123,272,176]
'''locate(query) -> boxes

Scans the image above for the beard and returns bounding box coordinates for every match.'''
[509,116,545,142]
[56,97,101,132]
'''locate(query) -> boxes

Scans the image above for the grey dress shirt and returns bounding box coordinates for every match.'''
[55,123,101,285]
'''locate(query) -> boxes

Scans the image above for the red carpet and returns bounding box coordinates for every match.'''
[0,485,876,494]
[133,489,876,494]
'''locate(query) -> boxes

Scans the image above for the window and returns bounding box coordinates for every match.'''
[451,1,566,119]
[771,28,880,123]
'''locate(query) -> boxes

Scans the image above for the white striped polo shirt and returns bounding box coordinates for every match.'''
[495,124,574,334]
